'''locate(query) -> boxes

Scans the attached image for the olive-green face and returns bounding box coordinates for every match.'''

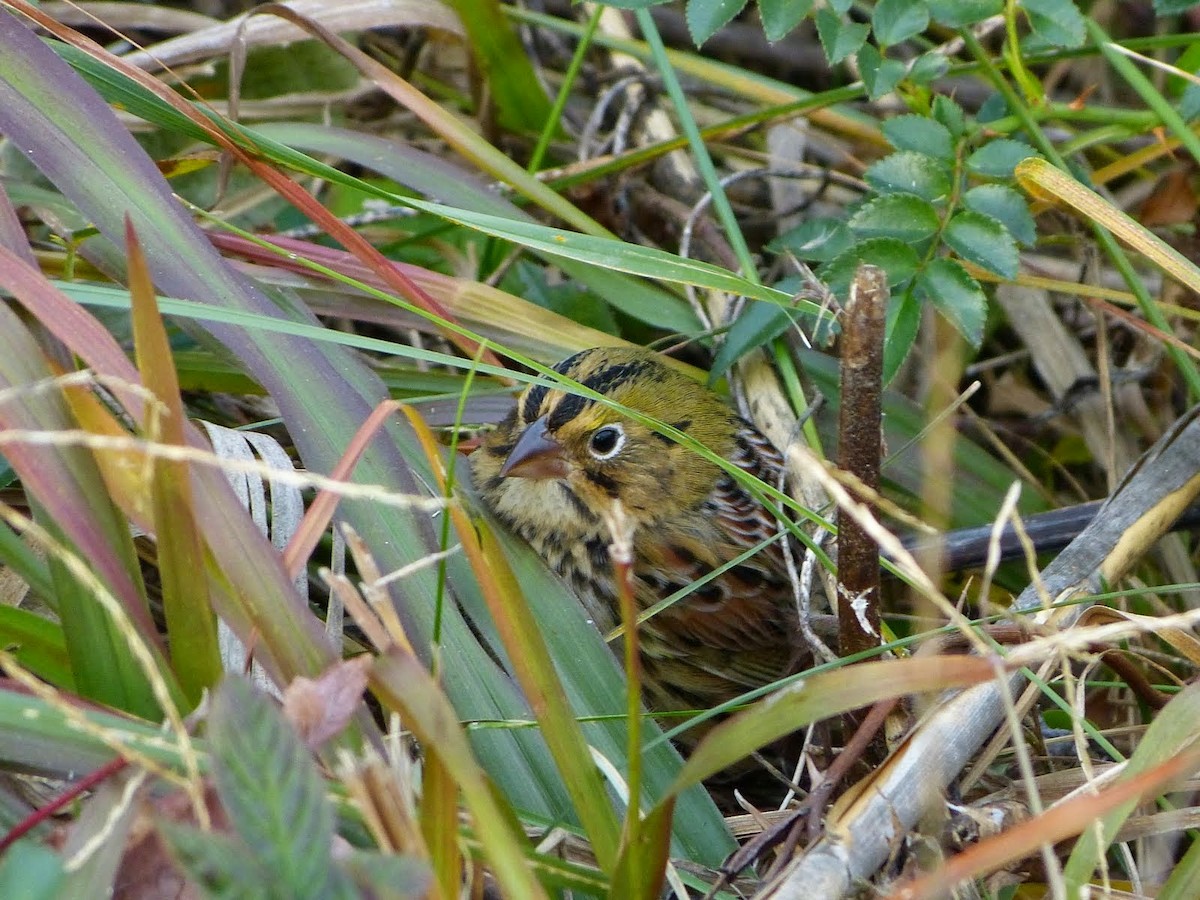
[477,348,739,524]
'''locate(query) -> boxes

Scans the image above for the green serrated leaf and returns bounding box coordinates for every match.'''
[771,218,854,262]
[859,40,880,77]
[943,210,1019,279]
[1023,0,1086,47]
[872,0,929,46]
[209,677,338,900]
[760,0,815,41]
[858,44,907,100]
[926,0,1003,26]
[815,7,870,64]
[686,0,750,45]
[917,258,988,346]
[977,92,1010,123]
[848,193,941,241]
[883,286,922,384]
[881,114,954,160]
[864,150,952,201]
[821,238,922,296]
[966,138,1039,178]
[963,184,1037,246]
[932,95,966,138]
[908,50,951,85]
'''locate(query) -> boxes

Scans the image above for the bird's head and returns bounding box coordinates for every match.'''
[475,348,739,528]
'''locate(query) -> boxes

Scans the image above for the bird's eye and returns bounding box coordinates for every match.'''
[588,424,625,460]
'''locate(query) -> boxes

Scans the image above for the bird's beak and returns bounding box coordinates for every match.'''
[500,415,568,479]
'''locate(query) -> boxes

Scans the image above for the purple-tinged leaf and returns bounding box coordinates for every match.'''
[0,283,163,717]
[0,246,331,699]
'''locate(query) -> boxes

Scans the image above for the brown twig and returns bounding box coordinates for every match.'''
[836,264,888,659]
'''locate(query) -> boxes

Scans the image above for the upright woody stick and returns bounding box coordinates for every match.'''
[836,264,888,659]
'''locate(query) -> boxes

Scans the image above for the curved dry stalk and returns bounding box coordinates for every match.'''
[764,402,1200,898]
[118,0,464,72]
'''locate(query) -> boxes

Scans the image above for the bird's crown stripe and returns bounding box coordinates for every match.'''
[521,383,548,423]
